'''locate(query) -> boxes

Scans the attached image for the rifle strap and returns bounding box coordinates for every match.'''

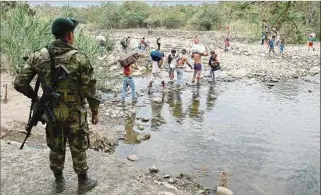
[34,75,41,94]
[46,45,56,84]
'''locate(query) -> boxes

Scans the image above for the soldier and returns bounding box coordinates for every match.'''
[14,18,100,194]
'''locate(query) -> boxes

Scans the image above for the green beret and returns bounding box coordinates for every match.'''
[51,17,79,36]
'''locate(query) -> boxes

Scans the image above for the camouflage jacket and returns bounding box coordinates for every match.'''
[14,40,100,116]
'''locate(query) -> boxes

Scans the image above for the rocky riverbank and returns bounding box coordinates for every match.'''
[93,29,320,92]
[1,139,214,195]
[1,29,319,195]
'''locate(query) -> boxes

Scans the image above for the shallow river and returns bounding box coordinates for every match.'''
[113,74,320,195]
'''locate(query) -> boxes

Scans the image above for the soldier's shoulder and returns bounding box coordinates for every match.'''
[27,47,50,65]
[71,51,90,64]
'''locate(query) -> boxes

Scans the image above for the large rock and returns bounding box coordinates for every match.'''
[127,154,139,161]
[149,165,159,173]
[217,186,233,195]
[152,97,163,103]
[136,132,151,142]
[309,66,320,76]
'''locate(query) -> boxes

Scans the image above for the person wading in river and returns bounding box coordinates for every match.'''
[191,46,209,85]
[176,48,192,89]
[208,50,221,83]
[148,50,165,94]
[165,49,180,83]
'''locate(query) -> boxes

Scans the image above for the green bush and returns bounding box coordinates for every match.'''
[0,3,52,74]
[189,5,222,31]
[0,2,115,82]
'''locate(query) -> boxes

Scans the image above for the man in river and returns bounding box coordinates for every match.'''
[176,49,192,88]
[14,17,99,194]
[191,46,209,84]
[148,50,165,94]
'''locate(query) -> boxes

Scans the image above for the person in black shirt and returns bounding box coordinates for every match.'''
[208,50,221,82]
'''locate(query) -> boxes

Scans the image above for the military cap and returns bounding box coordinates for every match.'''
[51,17,79,36]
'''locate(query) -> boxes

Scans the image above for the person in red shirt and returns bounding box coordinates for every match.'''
[122,62,138,103]
[224,37,230,51]
[139,37,149,52]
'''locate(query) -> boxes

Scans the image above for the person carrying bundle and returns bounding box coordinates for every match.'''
[118,52,141,103]
[148,50,165,93]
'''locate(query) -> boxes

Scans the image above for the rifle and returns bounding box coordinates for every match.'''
[20,47,66,149]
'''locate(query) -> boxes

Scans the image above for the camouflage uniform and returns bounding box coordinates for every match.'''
[14,40,100,175]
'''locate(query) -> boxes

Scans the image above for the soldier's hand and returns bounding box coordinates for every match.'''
[91,110,99,125]
[92,114,99,125]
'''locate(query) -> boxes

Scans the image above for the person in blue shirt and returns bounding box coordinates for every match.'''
[279,38,285,57]
[268,36,276,57]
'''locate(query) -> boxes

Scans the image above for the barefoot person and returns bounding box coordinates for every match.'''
[191,45,209,84]
[176,49,193,88]
[165,49,179,82]
[209,50,221,82]
[148,50,165,93]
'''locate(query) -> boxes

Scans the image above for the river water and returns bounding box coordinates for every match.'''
[114,75,320,195]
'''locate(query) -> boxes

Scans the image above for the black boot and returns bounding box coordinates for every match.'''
[77,174,97,194]
[53,172,65,193]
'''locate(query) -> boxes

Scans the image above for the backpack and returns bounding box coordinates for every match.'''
[150,50,163,62]
[119,52,139,67]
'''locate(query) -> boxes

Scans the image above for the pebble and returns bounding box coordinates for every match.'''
[149,165,159,173]
[127,154,139,161]
[168,178,174,184]
[141,117,150,122]
[308,89,313,93]
[217,186,233,195]
[164,174,170,178]
[163,183,178,191]
[0,132,7,139]
[267,83,275,87]
[196,190,205,195]
[158,192,175,195]
[136,133,151,142]
[309,66,320,76]
[137,125,144,130]
[209,94,217,100]
[152,97,163,103]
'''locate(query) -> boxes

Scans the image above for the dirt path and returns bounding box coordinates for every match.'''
[0,140,206,195]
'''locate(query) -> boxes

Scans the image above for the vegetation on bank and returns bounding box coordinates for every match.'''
[0,2,115,88]
[32,1,320,44]
[0,1,320,88]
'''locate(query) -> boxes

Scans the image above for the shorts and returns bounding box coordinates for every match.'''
[194,63,202,71]
[308,42,313,47]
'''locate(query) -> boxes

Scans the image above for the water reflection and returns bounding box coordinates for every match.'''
[173,90,184,121]
[123,106,140,144]
[206,84,217,110]
[151,93,166,130]
[188,85,204,121]
[167,89,185,122]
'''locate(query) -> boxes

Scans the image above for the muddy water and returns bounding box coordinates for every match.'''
[114,74,320,195]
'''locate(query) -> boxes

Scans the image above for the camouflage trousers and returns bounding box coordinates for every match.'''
[46,106,90,174]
